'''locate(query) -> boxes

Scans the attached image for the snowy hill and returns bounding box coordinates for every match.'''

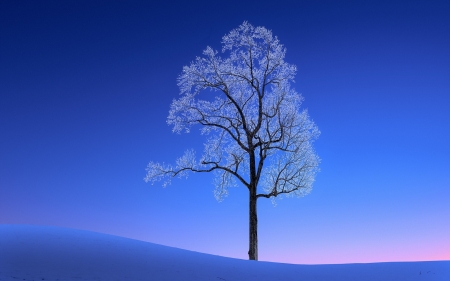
[1,225,449,281]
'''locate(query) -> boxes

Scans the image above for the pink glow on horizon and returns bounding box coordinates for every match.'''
[258,241,450,265]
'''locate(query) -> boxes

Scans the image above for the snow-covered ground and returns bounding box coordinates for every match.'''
[1,225,448,281]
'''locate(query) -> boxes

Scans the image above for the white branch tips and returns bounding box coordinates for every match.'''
[145,21,320,203]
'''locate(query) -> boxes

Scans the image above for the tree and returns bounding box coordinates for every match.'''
[144,22,320,261]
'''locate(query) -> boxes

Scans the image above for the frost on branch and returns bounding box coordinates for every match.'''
[145,21,320,203]
[144,149,197,187]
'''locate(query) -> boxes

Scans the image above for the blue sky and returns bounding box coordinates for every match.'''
[1,0,449,264]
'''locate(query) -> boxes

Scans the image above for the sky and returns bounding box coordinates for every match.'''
[1,0,449,264]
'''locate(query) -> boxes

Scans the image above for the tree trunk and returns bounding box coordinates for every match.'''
[248,189,258,260]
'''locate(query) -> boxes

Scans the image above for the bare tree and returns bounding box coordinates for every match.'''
[145,22,320,261]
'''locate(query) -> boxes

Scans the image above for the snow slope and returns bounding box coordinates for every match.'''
[1,225,449,281]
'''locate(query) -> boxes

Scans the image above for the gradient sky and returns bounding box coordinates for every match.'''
[1,0,449,264]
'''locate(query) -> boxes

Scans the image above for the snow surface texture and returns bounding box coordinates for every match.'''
[1,225,449,281]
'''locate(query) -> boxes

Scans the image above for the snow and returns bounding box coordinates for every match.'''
[1,225,449,281]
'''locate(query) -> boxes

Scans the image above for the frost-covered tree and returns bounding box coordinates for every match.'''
[145,22,320,261]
